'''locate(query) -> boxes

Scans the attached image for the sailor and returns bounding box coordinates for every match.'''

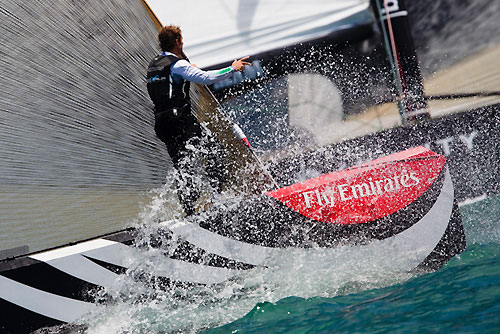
[146,25,250,216]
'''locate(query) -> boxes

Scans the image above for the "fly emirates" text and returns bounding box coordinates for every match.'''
[301,172,420,208]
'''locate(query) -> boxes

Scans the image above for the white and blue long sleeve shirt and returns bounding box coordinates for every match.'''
[161,51,235,85]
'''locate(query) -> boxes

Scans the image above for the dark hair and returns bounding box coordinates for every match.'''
[158,25,182,52]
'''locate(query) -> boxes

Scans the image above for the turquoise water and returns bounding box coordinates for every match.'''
[202,196,500,334]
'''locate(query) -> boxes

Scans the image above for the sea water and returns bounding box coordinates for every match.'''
[76,193,500,334]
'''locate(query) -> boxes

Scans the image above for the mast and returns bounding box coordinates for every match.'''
[370,0,430,123]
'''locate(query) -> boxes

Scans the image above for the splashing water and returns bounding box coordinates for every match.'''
[73,190,499,334]
[77,165,426,334]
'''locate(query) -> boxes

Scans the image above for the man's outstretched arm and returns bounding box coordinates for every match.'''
[172,56,251,85]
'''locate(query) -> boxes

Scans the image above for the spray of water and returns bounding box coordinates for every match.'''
[81,217,417,333]
[80,145,421,334]
[66,38,427,333]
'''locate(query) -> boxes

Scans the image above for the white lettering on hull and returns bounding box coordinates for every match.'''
[302,172,420,208]
[425,131,478,156]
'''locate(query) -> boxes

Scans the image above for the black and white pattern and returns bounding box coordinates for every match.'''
[0,167,465,333]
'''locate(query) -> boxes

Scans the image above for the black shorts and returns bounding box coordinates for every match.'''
[154,107,202,163]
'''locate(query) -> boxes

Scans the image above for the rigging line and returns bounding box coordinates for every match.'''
[382,0,403,91]
[374,0,405,120]
[374,91,500,104]
[425,91,500,100]
[201,85,280,190]
[381,0,413,120]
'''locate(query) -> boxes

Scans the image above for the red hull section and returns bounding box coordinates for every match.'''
[267,147,445,224]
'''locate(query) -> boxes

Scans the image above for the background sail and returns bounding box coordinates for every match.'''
[143,0,371,68]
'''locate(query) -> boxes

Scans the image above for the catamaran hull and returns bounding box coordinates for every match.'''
[0,147,466,333]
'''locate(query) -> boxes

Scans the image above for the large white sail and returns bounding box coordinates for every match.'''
[144,0,370,68]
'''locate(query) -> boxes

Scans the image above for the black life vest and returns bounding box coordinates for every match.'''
[146,54,191,113]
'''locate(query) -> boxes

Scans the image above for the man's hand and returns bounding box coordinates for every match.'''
[232,56,251,72]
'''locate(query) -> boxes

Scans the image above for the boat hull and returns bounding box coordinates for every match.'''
[0,147,466,333]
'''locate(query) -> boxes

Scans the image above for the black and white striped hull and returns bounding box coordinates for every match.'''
[0,168,465,333]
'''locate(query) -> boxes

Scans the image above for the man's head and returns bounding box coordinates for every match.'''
[158,25,183,53]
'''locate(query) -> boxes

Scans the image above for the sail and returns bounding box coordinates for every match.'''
[143,0,371,68]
